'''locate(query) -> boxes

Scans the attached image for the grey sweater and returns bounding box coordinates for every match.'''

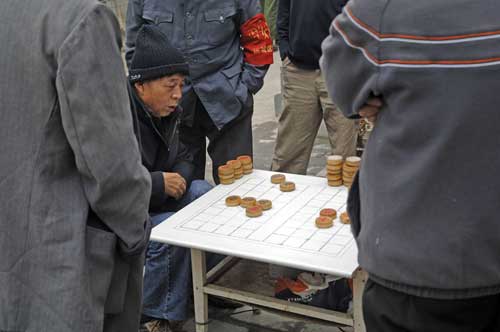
[321,0,500,299]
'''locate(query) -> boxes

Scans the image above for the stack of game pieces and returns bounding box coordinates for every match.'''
[218,165,235,185]
[315,208,336,229]
[342,156,361,188]
[326,155,343,187]
[227,159,243,179]
[237,155,253,175]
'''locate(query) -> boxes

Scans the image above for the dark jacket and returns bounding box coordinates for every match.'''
[129,83,195,213]
[278,0,347,70]
[321,0,500,299]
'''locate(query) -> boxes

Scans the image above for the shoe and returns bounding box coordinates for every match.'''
[142,319,187,332]
[208,296,244,309]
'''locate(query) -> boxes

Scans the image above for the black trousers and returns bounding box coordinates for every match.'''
[363,279,500,332]
[179,94,253,184]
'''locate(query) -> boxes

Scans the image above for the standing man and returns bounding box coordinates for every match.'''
[126,0,274,183]
[0,1,151,332]
[271,0,358,175]
[321,0,500,331]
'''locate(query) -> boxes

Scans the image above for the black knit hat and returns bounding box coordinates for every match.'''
[129,25,189,83]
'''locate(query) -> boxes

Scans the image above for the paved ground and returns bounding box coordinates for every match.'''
[185,52,352,332]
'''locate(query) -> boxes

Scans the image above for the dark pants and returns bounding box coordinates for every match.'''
[363,279,500,332]
[180,94,253,184]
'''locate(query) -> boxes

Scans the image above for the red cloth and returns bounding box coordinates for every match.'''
[240,13,274,66]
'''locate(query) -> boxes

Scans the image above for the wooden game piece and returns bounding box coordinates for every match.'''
[220,178,235,185]
[227,159,242,169]
[315,216,333,229]
[343,163,358,171]
[320,208,337,220]
[219,174,235,181]
[240,197,257,208]
[271,174,286,184]
[327,155,343,166]
[326,166,342,174]
[246,205,263,218]
[225,195,241,207]
[340,211,351,224]
[328,180,343,187]
[237,155,252,166]
[218,165,234,176]
[280,181,296,192]
[345,156,361,167]
[227,160,243,180]
[327,174,342,181]
[257,199,272,210]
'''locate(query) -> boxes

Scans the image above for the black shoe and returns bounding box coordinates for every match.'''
[208,296,244,309]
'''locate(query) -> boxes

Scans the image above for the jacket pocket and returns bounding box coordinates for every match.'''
[142,6,175,39]
[347,172,362,238]
[86,226,117,314]
[221,65,242,90]
[203,6,237,46]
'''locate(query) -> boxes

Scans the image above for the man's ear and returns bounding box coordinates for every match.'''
[134,82,145,97]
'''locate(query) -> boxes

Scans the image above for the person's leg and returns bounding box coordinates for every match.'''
[363,279,500,332]
[175,180,213,209]
[169,180,226,270]
[206,96,254,184]
[271,61,322,174]
[179,98,207,181]
[142,212,192,322]
[318,74,358,158]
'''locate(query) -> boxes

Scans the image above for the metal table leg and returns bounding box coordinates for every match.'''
[191,249,209,332]
[352,268,367,332]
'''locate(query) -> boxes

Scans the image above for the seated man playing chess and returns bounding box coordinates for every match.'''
[127,25,225,332]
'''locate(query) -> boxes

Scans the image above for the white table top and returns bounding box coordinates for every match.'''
[151,170,359,277]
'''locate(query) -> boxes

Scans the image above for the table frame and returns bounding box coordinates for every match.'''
[190,249,367,332]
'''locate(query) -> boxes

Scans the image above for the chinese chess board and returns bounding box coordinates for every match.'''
[151,170,358,277]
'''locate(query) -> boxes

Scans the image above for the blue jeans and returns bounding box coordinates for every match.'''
[143,180,223,321]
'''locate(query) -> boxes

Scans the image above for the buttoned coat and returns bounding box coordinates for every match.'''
[0,1,151,331]
[126,0,269,129]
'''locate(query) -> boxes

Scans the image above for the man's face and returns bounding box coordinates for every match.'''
[135,74,185,117]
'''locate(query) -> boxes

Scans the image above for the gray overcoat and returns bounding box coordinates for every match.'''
[0,1,152,331]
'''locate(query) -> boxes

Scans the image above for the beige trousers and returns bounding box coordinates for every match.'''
[272,59,358,174]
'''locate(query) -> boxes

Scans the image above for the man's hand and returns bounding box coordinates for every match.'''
[163,172,187,200]
[359,97,383,123]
